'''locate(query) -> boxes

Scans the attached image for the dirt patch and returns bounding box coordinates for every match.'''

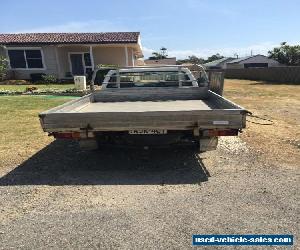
[0,80,30,85]
[224,79,300,167]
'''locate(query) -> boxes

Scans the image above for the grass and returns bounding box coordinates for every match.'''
[0,95,77,169]
[0,84,75,92]
[0,79,299,170]
[224,79,299,166]
[224,79,300,98]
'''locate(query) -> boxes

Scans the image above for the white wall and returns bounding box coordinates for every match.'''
[3,44,137,80]
[93,47,127,67]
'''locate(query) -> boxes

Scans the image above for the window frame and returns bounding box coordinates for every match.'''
[68,52,92,76]
[106,71,193,88]
[6,47,46,70]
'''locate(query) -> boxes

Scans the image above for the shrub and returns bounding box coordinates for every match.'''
[41,74,57,84]
[30,73,46,83]
[96,64,118,68]
[0,56,8,81]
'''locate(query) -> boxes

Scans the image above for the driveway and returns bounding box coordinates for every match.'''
[0,137,298,249]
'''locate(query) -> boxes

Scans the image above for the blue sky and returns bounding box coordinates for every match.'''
[1,0,299,59]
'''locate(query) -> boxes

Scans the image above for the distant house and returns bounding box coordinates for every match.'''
[0,32,143,80]
[144,57,176,65]
[203,57,234,69]
[226,55,279,69]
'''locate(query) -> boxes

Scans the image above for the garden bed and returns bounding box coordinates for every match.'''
[0,84,89,96]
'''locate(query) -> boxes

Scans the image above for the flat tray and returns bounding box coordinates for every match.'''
[77,100,212,113]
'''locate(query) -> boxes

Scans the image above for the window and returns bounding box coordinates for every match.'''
[25,50,43,68]
[8,49,44,69]
[244,63,268,68]
[8,50,26,68]
[107,71,193,88]
[84,53,92,66]
[84,53,93,77]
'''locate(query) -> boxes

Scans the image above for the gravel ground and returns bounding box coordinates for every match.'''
[0,137,298,249]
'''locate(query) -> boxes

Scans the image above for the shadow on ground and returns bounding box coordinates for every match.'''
[0,140,210,186]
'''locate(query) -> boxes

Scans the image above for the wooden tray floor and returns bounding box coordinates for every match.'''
[76,100,212,113]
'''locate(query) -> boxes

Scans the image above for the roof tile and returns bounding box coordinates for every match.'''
[0,32,140,45]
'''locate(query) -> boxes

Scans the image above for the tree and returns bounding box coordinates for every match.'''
[268,42,300,66]
[160,47,168,57]
[177,55,205,65]
[0,56,8,81]
[187,55,205,64]
[205,53,224,63]
[176,58,188,65]
[177,54,225,65]
[148,47,168,60]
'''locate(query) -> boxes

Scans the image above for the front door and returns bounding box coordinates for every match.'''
[70,54,84,75]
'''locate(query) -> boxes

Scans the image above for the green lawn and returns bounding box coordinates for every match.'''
[0,95,77,167]
[0,84,75,92]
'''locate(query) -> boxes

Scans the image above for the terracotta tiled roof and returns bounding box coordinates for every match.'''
[0,32,140,45]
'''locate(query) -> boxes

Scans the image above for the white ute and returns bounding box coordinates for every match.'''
[39,66,247,152]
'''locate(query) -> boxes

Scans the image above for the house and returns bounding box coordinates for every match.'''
[0,32,143,80]
[226,55,279,69]
[144,57,176,65]
[203,57,234,69]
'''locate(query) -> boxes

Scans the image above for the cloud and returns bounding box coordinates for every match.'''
[14,20,129,33]
[143,42,281,59]
[142,46,155,55]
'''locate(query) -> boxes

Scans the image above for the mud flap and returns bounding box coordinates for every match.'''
[199,137,218,152]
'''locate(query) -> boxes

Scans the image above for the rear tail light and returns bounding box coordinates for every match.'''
[51,132,81,139]
[205,129,239,137]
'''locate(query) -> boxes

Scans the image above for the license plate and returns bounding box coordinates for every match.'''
[128,129,167,135]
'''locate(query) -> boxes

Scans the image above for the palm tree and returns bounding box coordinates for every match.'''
[160,47,168,58]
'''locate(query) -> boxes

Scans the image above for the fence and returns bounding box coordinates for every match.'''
[224,66,300,84]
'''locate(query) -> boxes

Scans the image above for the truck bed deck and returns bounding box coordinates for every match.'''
[77,100,212,113]
[39,89,247,132]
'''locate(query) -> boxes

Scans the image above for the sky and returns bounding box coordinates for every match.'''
[1,0,299,59]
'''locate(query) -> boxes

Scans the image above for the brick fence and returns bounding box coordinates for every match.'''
[224,66,300,84]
